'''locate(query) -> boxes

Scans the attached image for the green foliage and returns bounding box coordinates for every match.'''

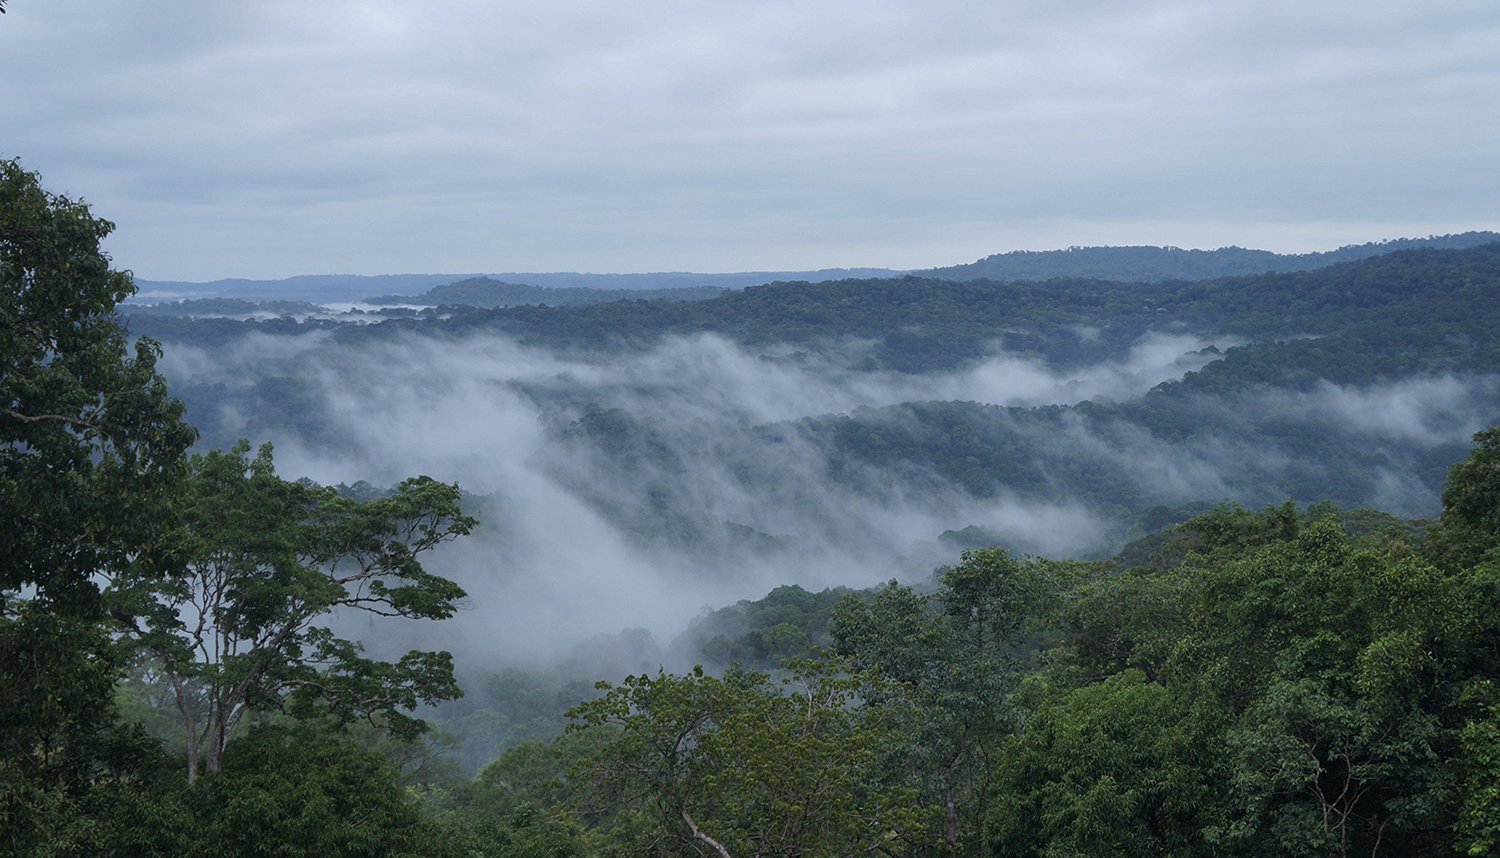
[423,668,603,776]
[674,583,853,669]
[999,490,1499,857]
[567,661,937,857]
[104,440,475,782]
[828,549,1086,854]
[990,672,1228,858]
[418,729,608,857]
[0,158,195,607]
[1458,696,1500,856]
[1428,426,1500,570]
[0,605,181,857]
[171,725,449,858]
[0,159,195,856]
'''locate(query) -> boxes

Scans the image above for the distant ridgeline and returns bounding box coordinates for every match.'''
[131,267,900,304]
[364,277,728,308]
[916,231,1500,282]
[127,233,1500,315]
[130,240,1500,371]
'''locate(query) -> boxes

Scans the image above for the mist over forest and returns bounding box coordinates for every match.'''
[126,240,1500,675]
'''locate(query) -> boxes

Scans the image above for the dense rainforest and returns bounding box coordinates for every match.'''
[7,158,1500,858]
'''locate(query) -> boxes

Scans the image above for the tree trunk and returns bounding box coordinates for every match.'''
[173,677,201,786]
[204,705,232,775]
[945,785,958,856]
[184,733,200,786]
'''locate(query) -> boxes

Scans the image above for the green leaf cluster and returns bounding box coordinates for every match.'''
[566,661,938,857]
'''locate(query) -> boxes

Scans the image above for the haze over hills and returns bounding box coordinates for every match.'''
[35,183,1500,852]
[364,278,729,309]
[131,232,1500,310]
[131,268,903,304]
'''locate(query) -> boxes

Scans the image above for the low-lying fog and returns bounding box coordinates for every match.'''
[155,329,1498,669]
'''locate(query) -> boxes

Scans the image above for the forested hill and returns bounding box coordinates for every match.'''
[128,242,1500,375]
[915,231,1500,283]
[133,267,902,303]
[364,277,727,308]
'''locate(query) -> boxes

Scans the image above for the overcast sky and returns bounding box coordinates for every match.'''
[2,0,1497,281]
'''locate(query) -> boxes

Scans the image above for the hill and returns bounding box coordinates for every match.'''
[916,232,1500,283]
[365,277,727,308]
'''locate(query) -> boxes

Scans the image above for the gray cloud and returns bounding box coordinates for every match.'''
[3,0,1498,280]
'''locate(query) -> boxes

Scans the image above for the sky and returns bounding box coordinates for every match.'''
[2,0,1498,281]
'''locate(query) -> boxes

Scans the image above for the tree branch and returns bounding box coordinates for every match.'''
[682,809,734,858]
[0,404,105,433]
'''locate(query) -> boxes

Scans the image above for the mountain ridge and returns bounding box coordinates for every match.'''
[916,231,1500,283]
[132,232,1500,304]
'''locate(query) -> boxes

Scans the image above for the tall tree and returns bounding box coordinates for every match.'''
[107,441,476,783]
[1,159,196,849]
[1,157,194,607]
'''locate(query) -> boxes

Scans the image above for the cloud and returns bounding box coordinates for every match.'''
[3,1,1498,279]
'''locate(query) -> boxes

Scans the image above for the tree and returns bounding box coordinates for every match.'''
[567,661,934,857]
[1023,505,1462,857]
[1426,426,1500,855]
[1,158,195,606]
[424,731,606,858]
[829,549,1073,855]
[106,441,476,783]
[1,158,196,849]
[169,724,451,858]
[0,159,481,851]
[1428,426,1500,570]
[989,671,1229,858]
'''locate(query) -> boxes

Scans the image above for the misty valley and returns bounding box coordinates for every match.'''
[129,238,1500,651]
[9,161,1500,857]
